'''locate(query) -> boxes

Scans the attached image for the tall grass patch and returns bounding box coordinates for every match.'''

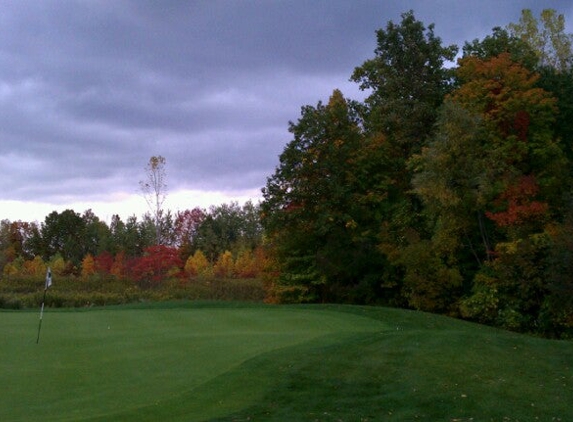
[0,275,265,309]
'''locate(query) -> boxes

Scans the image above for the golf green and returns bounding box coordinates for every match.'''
[1,305,386,421]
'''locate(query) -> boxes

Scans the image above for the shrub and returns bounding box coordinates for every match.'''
[130,245,183,287]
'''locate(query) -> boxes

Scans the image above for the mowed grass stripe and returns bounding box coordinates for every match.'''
[221,306,573,421]
[0,306,386,422]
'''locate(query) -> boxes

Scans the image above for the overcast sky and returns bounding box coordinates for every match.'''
[1,0,572,222]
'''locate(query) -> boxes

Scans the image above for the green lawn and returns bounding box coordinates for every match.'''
[1,303,572,421]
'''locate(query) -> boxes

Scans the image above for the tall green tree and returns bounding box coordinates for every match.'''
[350,10,457,247]
[408,101,489,311]
[350,11,459,307]
[193,202,263,263]
[81,209,112,256]
[193,209,240,263]
[108,214,125,256]
[351,10,457,150]
[262,90,389,303]
[34,210,87,265]
[135,214,158,255]
[462,26,538,70]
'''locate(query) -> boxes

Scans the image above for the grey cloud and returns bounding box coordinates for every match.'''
[0,0,571,212]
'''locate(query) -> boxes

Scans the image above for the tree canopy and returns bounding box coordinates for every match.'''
[261,8,573,337]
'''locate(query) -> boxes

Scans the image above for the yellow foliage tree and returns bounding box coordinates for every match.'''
[234,249,257,278]
[81,254,96,279]
[214,250,234,278]
[50,255,67,276]
[3,262,19,277]
[22,256,47,277]
[253,246,270,275]
[184,250,211,278]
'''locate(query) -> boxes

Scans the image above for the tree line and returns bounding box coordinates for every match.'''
[0,201,267,284]
[261,9,573,338]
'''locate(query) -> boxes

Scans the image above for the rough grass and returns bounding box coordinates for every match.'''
[1,303,572,421]
[0,276,266,309]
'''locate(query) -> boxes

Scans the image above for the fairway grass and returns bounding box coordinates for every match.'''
[1,304,385,421]
[1,303,572,421]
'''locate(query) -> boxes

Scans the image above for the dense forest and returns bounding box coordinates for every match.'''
[2,9,573,338]
[261,9,573,338]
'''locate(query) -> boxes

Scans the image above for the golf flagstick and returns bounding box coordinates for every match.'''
[36,267,53,344]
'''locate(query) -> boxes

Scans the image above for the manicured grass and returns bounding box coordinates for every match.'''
[1,303,572,421]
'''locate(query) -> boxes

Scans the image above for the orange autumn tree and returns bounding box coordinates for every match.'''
[234,248,257,278]
[214,250,234,278]
[485,175,549,228]
[407,53,562,314]
[446,53,566,330]
[81,254,96,279]
[413,49,567,328]
[22,255,47,277]
[452,53,564,235]
[110,251,127,279]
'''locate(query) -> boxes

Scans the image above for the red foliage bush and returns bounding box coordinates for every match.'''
[129,245,183,286]
[486,175,549,227]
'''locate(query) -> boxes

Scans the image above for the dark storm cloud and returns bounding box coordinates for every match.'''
[0,0,571,208]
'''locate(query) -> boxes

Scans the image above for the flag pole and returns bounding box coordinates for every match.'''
[36,267,52,344]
